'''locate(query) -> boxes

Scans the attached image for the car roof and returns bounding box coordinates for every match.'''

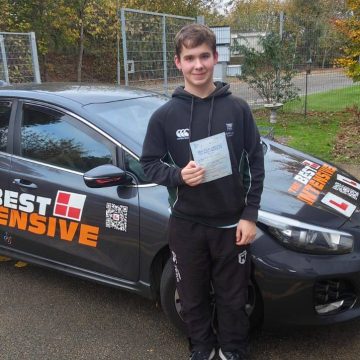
[0,82,162,105]
[0,83,168,156]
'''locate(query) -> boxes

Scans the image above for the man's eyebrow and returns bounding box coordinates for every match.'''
[184,52,211,57]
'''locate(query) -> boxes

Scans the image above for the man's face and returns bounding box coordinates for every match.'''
[175,43,218,93]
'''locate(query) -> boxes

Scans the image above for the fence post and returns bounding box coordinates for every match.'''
[197,16,205,25]
[0,35,10,83]
[30,32,41,83]
[279,11,284,40]
[116,0,121,85]
[162,15,168,95]
[121,8,129,86]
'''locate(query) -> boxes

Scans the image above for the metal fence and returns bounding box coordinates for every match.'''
[120,8,198,95]
[0,32,41,85]
[119,9,357,113]
[212,13,357,112]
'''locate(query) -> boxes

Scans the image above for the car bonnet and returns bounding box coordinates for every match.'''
[261,140,360,229]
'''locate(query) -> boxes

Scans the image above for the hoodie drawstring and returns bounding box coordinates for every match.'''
[188,95,215,161]
[207,96,215,137]
[188,97,195,161]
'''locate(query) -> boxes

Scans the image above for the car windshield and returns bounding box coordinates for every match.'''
[84,96,167,146]
[84,96,268,156]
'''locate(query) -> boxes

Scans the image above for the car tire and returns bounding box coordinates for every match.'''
[160,259,263,333]
[160,258,187,333]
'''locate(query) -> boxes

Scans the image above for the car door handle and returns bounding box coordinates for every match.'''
[13,179,38,189]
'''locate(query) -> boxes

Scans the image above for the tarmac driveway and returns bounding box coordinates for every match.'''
[1,258,360,360]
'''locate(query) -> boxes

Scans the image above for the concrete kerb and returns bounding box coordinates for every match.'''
[337,164,360,179]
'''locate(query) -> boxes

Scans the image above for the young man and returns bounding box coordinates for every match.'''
[141,24,264,360]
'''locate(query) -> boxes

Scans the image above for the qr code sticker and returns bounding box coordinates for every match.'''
[106,203,128,232]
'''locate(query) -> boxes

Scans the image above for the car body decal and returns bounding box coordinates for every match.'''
[105,202,128,232]
[321,193,357,218]
[337,174,360,190]
[0,188,99,247]
[53,191,86,221]
[332,182,359,201]
[288,160,359,218]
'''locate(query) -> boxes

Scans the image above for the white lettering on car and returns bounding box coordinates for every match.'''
[18,193,36,213]
[36,196,52,216]
[4,191,19,209]
[0,190,52,216]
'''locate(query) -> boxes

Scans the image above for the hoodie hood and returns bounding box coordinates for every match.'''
[172,82,232,147]
[172,81,231,101]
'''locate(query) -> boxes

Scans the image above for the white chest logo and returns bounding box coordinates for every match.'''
[176,128,190,140]
[225,123,234,137]
[238,250,247,265]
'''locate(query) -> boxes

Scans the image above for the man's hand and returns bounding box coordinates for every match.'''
[236,219,257,246]
[181,161,205,186]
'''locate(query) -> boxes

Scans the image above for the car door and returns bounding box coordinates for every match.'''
[0,99,14,245]
[5,101,140,281]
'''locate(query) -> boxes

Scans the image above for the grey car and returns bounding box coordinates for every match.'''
[1,83,360,331]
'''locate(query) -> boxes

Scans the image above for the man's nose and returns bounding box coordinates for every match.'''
[194,58,203,69]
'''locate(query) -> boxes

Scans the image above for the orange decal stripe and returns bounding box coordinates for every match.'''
[28,213,47,235]
[79,224,99,247]
[59,219,79,241]
[9,209,28,230]
[0,206,9,225]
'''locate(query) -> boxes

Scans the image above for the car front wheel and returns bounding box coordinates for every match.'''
[160,259,263,333]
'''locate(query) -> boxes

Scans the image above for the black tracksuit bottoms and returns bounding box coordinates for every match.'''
[168,215,250,353]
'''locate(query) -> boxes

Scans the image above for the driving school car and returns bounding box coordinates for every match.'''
[0,83,359,330]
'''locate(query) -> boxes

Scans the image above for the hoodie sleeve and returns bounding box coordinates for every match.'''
[240,103,265,222]
[140,107,184,187]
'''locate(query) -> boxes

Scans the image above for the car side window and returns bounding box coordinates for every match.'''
[0,101,12,152]
[124,152,150,184]
[20,104,113,172]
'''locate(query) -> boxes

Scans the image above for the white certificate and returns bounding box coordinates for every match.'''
[190,132,232,183]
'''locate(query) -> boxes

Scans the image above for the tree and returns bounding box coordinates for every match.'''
[1,0,221,83]
[335,0,360,82]
[283,0,347,68]
[234,32,299,104]
[58,0,118,82]
[226,0,283,32]
[0,0,12,30]
[0,0,81,81]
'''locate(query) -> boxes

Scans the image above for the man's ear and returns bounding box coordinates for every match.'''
[214,51,219,64]
[174,55,182,70]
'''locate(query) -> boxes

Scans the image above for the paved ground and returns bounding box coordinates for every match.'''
[2,256,360,360]
[340,164,360,179]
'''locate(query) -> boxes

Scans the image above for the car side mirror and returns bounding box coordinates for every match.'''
[83,164,133,188]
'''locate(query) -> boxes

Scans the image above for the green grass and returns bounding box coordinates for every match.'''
[256,112,341,161]
[254,85,360,163]
[283,85,360,112]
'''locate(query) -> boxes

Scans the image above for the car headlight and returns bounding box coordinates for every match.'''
[258,210,354,254]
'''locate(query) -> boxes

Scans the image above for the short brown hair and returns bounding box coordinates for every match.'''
[175,24,216,58]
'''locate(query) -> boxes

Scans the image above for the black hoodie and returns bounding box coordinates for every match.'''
[140,82,264,227]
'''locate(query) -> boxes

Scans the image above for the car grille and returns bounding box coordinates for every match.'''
[314,279,357,315]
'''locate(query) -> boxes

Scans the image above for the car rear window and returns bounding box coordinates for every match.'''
[0,101,11,152]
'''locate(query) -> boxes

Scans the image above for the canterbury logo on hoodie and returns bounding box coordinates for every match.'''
[176,128,190,140]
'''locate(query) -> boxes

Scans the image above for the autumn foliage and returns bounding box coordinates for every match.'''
[335,0,360,82]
